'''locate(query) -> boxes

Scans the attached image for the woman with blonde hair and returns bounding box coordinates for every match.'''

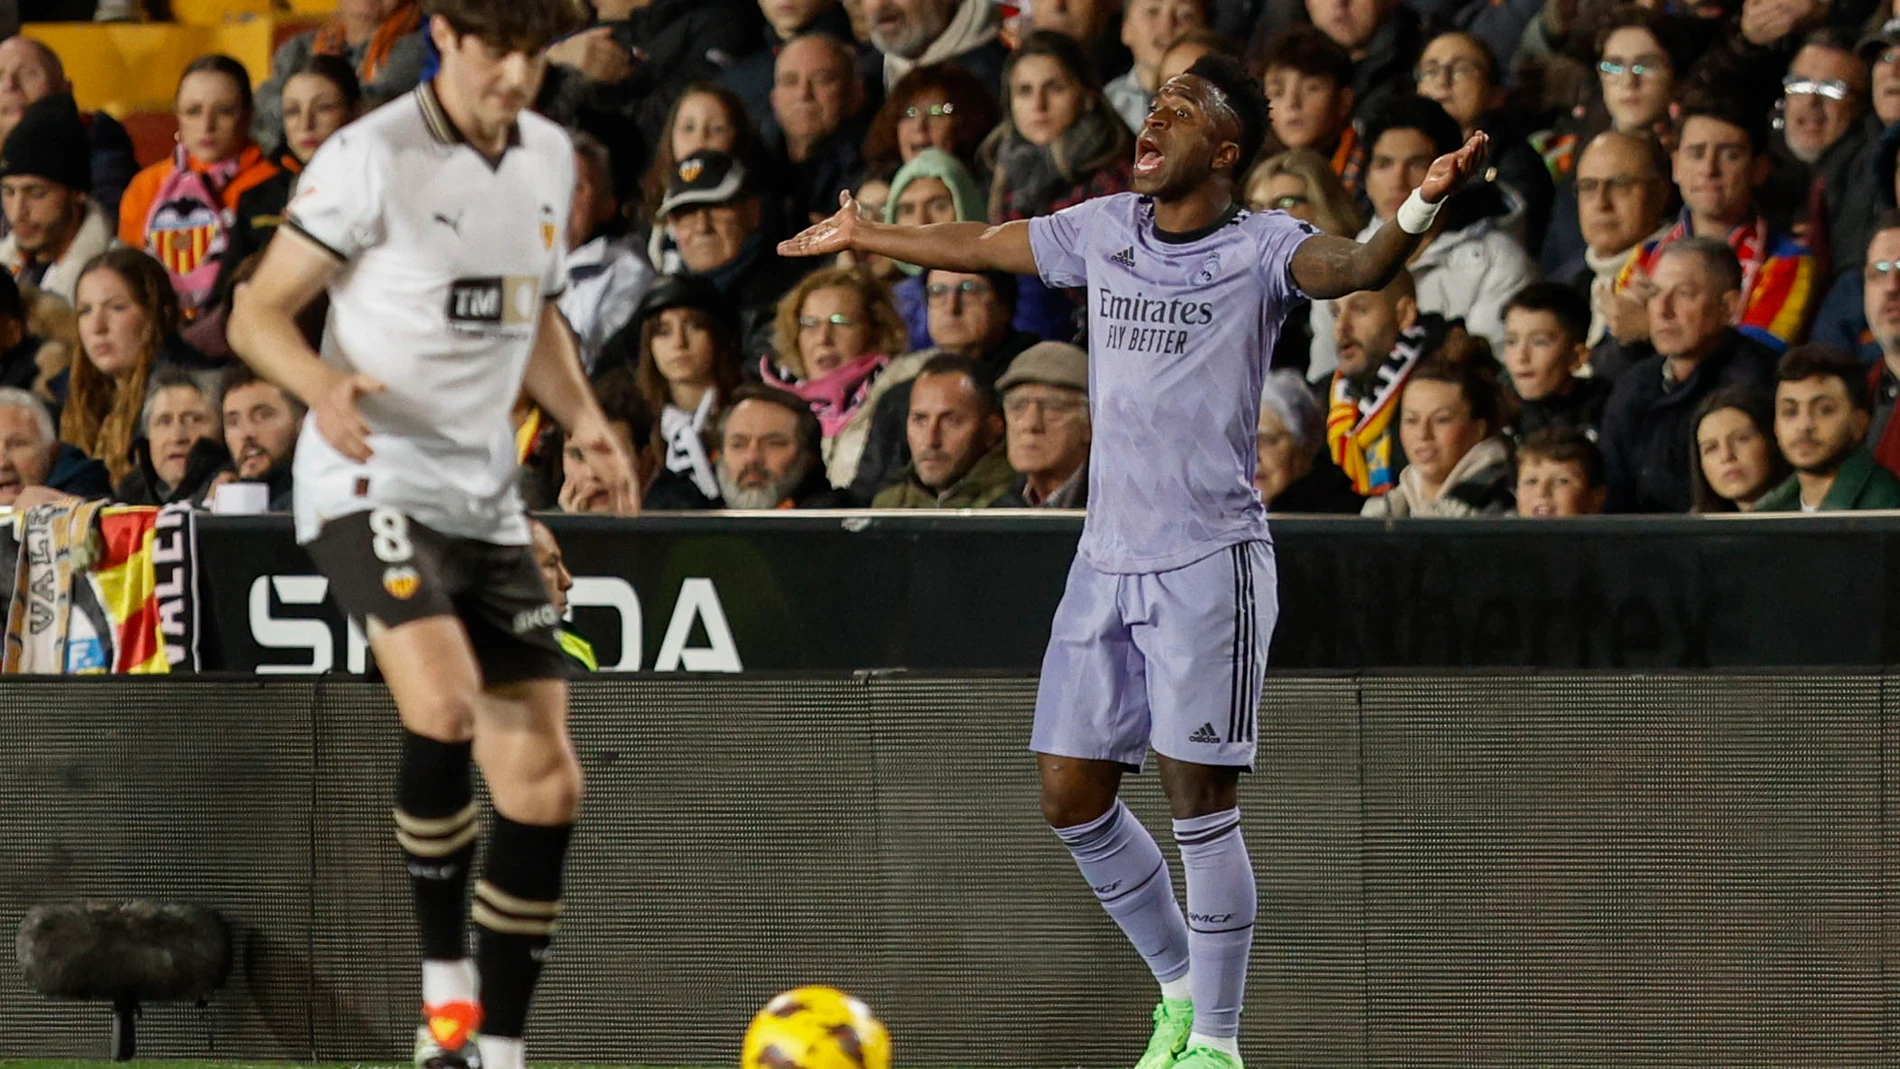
[1243,149,1362,376]
[63,249,211,485]
[1243,149,1366,237]
[762,266,911,488]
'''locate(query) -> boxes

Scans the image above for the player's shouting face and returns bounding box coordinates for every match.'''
[1131,74,1242,200]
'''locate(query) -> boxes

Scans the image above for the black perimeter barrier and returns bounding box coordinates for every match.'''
[1,516,1898,1066]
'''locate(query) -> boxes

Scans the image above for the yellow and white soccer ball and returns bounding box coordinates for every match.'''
[741,986,892,1069]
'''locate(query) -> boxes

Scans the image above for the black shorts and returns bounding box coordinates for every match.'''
[305,508,568,685]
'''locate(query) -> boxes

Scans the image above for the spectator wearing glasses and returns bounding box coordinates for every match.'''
[883,148,987,349]
[1776,28,1878,283]
[1256,27,1364,195]
[1856,217,1900,478]
[1562,131,1672,354]
[762,265,912,489]
[769,33,873,224]
[1256,368,1361,513]
[995,341,1090,509]
[719,0,859,139]
[848,268,1035,501]
[1243,149,1363,377]
[859,63,1001,180]
[1537,5,1695,278]
[1606,97,1816,362]
[1412,30,1553,249]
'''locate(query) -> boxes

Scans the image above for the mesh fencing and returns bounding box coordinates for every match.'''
[0,673,1890,1068]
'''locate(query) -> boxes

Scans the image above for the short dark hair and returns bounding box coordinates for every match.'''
[718,383,822,462]
[1777,344,1871,411]
[1655,236,1744,296]
[220,362,307,418]
[1517,426,1604,487]
[1255,26,1351,87]
[1873,209,1900,238]
[1364,93,1463,160]
[179,54,254,116]
[1504,282,1590,345]
[1187,52,1270,178]
[1674,93,1769,158]
[592,364,655,451]
[426,0,588,53]
[915,352,999,418]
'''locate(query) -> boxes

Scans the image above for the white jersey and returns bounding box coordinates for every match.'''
[285,83,574,546]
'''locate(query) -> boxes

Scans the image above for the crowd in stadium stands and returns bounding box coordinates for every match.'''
[10,0,1900,516]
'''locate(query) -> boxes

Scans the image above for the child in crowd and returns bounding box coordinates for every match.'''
[1515,426,1607,517]
[1501,282,1611,442]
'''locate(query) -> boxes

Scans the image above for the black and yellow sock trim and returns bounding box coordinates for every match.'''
[394,799,482,858]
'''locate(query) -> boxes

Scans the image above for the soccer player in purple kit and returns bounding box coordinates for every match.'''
[782,55,1485,1069]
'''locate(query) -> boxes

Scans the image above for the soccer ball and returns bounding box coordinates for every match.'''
[741,986,891,1069]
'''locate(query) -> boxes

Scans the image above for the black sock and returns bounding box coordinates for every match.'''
[394,730,477,963]
[474,815,572,1039]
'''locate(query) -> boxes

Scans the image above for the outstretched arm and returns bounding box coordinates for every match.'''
[778,193,1040,276]
[1290,132,1489,301]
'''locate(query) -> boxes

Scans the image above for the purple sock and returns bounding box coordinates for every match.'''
[1053,800,1191,984]
[1173,808,1255,1039]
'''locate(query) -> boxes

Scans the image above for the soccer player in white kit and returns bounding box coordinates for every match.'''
[781,55,1485,1069]
[228,3,638,1069]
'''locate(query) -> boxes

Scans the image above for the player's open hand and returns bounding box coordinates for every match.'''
[1418,131,1489,205]
[314,371,385,462]
[568,414,641,517]
[777,190,868,258]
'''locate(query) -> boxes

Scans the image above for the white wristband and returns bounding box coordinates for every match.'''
[1396,189,1442,235]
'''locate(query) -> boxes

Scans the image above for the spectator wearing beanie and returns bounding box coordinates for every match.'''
[0,93,116,307]
[0,37,139,222]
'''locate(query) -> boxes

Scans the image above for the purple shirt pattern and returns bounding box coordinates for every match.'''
[1029,192,1316,574]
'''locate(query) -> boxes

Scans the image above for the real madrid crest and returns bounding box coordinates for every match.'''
[1193,253,1222,285]
[383,565,421,600]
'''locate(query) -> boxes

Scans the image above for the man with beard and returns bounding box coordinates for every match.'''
[863,0,1008,90]
[0,93,116,306]
[715,384,842,508]
[1324,267,1462,499]
[1754,344,1900,511]
[210,364,305,511]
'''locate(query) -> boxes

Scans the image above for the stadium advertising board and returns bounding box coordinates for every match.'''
[186,513,1900,674]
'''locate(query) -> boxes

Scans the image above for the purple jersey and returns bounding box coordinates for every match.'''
[1029,192,1317,574]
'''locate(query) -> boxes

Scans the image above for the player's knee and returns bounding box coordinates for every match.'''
[1040,781,1114,830]
[402,688,479,741]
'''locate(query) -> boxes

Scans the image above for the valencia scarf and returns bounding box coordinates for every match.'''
[1325,316,1442,496]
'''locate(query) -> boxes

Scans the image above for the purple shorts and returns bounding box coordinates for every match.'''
[1031,541,1276,771]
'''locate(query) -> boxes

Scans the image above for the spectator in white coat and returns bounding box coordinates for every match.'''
[1309,94,1533,380]
[559,131,653,375]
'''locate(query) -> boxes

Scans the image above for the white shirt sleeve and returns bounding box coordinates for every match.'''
[284,129,385,260]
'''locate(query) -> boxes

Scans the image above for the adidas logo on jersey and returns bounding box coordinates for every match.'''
[1189,722,1221,744]
[1108,246,1136,269]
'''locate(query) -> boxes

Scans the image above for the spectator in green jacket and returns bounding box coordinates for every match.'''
[872,352,1015,508]
[1756,345,1900,512]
